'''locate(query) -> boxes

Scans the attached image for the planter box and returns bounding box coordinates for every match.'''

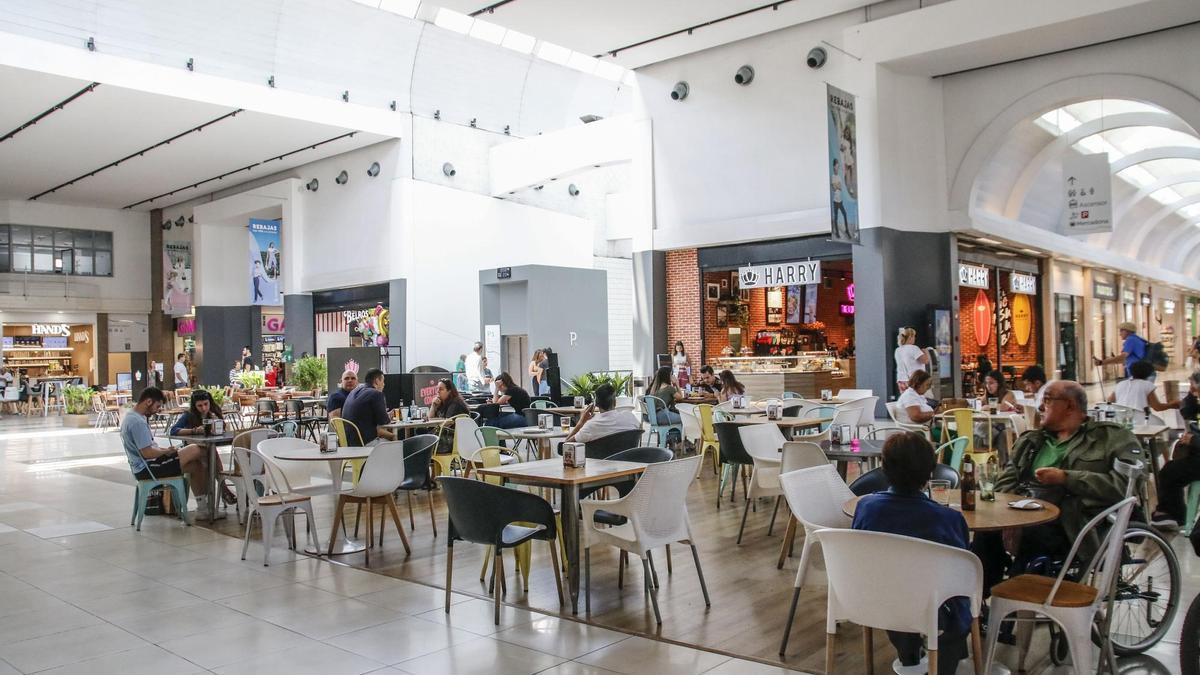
[63,414,92,428]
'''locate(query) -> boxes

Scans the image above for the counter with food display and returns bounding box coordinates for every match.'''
[710,353,853,399]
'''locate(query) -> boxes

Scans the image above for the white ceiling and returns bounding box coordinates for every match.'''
[0,64,385,212]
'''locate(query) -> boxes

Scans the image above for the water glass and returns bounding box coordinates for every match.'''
[979,463,997,502]
[929,479,952,506]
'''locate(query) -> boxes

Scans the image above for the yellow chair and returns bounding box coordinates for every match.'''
[695,404,722,477]
[328,417,367,484]
[431,414,469,478]
[938,408,994,467]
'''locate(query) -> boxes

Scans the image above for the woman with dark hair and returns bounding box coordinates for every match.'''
[428,378,469,420]
[716,369,745,403]
[978,370,1018,412]
[487,372,531,429]
[648,365,682,424]
[898,370,939,424]
[671,340,690,377]
[170,389,221,436]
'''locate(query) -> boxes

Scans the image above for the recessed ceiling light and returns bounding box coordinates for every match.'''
[975,237,1001,245]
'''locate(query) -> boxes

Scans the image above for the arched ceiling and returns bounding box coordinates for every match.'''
[972,97,1200,277]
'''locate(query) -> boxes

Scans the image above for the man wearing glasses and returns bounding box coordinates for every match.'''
[973,380,1141,594]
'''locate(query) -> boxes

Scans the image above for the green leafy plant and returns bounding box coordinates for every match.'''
[293,356,328,393]
[563,371,633,398]
[62,384,93,415]
[202,385,227,408]
[238,370,266,390]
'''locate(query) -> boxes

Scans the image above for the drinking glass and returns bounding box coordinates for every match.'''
[561,416,571,432]
[979,461,997,502]
[929,479,952,506]
[988,397,998,414]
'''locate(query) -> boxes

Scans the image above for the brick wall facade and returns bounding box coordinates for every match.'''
[665,249,702,366]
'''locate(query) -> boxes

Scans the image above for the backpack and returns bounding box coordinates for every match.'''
[1141,338,1169,372]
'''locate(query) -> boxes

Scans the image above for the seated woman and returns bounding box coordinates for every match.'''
[1109,360,1180,413]
[1151,424,1200,530]
[487,372,531,429]
[716,369,745,404]
[978,370,1018,412]
[898,370,940,425]
[647,365,682,424]
[168,390,235,503]
[428,378,469,420]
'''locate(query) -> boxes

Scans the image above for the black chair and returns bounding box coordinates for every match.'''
[567,428,644,460]
[255,399,278,426]
[397,434,440,535]
[440,477,565,624]
[282,398,321,440]
[713,421,756,509]
[848,465,961,496]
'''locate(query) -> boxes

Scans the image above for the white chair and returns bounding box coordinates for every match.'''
[234,446,321,566]
[736,423,788,544]
[778,464,855,654]
[581,455,709,624]
[775,442,834,570]
[326,440,412,564]
[456,416,517,468]
[818,528,985,674]
[257,437,335,495]
[837,396,879,435]
[836,389,873,400]
[226,428,278,524]
[885,401,932,438]
[983,495,1139,674]
[677,403,702,450]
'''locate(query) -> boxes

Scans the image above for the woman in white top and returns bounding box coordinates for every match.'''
[671,341,690,377]
[1109,361,1179,413]
[898,370,939,424]
[893,327,929,392]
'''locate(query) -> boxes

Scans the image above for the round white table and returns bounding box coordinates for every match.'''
[508,427,569,460]
[272,445,373,554]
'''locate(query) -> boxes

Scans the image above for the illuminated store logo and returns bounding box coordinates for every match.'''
[31,323,70,336]
[737,260,821,289]
[1164,300,1177,314]
[958,264,990,289]
[1009,273,1036,295]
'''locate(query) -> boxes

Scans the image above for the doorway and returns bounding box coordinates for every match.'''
[503,334,528,388]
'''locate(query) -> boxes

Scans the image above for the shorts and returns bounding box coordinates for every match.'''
[135,454,182,480]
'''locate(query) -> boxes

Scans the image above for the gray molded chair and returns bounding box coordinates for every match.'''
[578,428,644,459]
[713,421,756,509]
[848,465,960,496]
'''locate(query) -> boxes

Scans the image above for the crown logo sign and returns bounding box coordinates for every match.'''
[740,269,759,286]
[344,358,360,375]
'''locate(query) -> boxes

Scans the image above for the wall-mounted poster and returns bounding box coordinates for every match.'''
[766,288,784,325]
[706,283,720,301]
[249,218,282,305]
[827,84,860,244]
[716,305,729,328]
[804,284,818,324]
[162,241,192,315]
[786,285,803,324]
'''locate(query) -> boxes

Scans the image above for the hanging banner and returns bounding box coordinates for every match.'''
[1061,152,1112,234]
[738,260,821,289]
[162,241,193,316]
[827,84,860,244]
[248,218,282,305]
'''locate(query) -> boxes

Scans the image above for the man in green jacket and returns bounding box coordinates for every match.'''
[974,380,1142,592]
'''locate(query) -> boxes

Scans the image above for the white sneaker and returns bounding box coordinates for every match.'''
[194,495,209,513]
[892,655,928,675]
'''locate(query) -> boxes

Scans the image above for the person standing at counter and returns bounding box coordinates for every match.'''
[716,370,745,403]
[648,366,682,424]
[671,341,690,377]
[894,327,929,393]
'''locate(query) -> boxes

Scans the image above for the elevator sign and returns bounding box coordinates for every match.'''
[737,260,820,289]
[1062,152,1112,234]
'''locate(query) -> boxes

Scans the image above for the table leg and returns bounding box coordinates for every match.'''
[836,460,848,481]
[309,459,366,555]
[1145,435,1162,494]
[561,483,581,614]
[208,442,220,521]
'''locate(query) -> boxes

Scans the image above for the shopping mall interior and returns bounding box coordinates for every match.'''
[2,1,1200,673]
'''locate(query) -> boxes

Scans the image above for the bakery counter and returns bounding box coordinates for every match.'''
[736,371,835,400]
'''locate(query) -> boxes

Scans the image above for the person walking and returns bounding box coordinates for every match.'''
[894,327,929,393]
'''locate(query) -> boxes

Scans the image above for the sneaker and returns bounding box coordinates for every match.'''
[892,655,928,675]
[1151,513,1180,530]
[194,494,210,513]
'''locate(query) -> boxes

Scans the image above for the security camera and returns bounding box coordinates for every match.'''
[568,184,580,197]
[734,65,754,85]
[670,81,689,101]
[442,162,456,177]
[806,47,827,69]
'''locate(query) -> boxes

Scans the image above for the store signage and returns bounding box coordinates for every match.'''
[1122,288,1136,304]
[839,303,856,316]
[31,323,70,336]
[497,267,512,279]
[1163,299,1177,314]
[737,260,821,289]
[1009,273,1037,295]
[261,314,285,334]
[72,330,89,343]
[1,337,10,349]
[175,318,196,335]
[43,337,68,349]
[1093,281,1117,301]
[959,264,990,289]
[1061,152,1113,234]
[1141,293,1152,306]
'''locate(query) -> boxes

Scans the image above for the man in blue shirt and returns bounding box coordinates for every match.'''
[1094,321,1146,378]
[852,432,971,675]
[326,370,358,418]
[120,388,211,511]
[340,369,394,445]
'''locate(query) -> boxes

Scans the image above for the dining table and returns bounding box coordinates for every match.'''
[507,426,570,460]
[820,438,885,478]
[271,444,374,554]
[167,429,241,522]
[843,490,1061,531]
[381,418,444,439]
[475,458,649,614]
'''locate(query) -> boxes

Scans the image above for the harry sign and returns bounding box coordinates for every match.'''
[737,260,821,289]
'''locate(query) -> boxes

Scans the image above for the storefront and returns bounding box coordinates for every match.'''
[311,284,392,358]
[956,250,1042,395]
[1091,273,1119,380]
[1,317,97,384]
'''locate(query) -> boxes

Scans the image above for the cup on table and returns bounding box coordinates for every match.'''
[820,389,833,401]
[400,407,410,422]
[988,397,998,414]
[561,416,571,432]
[929,479,952,506]
[573,396,585,408]
[979,462,997,501]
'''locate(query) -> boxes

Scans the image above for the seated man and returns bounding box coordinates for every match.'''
[973,380,1141,593]
[326,370,358,419]
[339,368,395,445]
[852,431,971,675]
[1020,365,1048,408]
[693,365,721,401]
[1150,423,1200,530]
[565,384,640,444]
[121,387,212,512]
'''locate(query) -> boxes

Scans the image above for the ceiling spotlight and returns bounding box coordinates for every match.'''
[806,47,827,69]
[568,184,580,197]
[174,216,186,227]
[367,162,381,177]
[504,125,511,135]
[86,36,96,51]
[267,75,275,88]
[306,179,319,192]
[670,81,689,101]
[579,114,603,124]
[469,118,477,128]
[342,90,350,102]
[734,65,754,85]
[160,219,172,231]
[186,57,194,71]
[335,170,349,185]
[187,215,194,224]
[434,109,441,120]
[442,162,456,177]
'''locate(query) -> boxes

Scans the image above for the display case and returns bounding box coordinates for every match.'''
[712,351,842,374]
[711,352,848,399]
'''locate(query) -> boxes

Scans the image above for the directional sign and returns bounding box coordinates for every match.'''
[1062,153,1112,234]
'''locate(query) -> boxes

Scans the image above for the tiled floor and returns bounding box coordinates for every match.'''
[0,416,816,675]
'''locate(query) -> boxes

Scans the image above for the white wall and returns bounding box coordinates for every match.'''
[0,200,151,313]
[593,256,634,371]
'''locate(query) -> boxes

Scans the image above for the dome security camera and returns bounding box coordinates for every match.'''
[734,65,755,85]
[806,47,827,69]
[670,81,689,101]
[568,184,580,197]
[442,162,456,177]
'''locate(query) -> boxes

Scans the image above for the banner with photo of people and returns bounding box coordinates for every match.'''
[248,218,282,306]
[162,241,193,315]
[827,84,860,244]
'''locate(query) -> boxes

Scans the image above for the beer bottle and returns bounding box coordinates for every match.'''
[960,453,976,511]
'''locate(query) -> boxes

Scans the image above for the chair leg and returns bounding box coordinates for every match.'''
[777,517,797,569]
[716,463,727,509]
[428,489,438,537]
[825,631,836,674]
[353,502,363,538]
[584,548,592,613]
[386,496,411,555]
[406,492,415,530]
[664,544,672,575]
[927,648,937,675]
[482,545,492,583]
[642,557,661,624]
[548,539,565,607]
[261,510,275,566]
[970,617,983,675]
[646,550,659,589]
[492,549,503,625]
[767,496,781,536]
[327,495,345,556]
[736,491,752,544]
[688,542,710,606]
[863,626,874,675]
[444,541,454,613]
[779,586,802,655]
[301,501,321,551]
[364,498,374,566]
[617,551,625,589]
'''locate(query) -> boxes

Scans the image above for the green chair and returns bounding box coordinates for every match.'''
[936,436,970,471]
[124,452,191,531]
[530,400,555,410]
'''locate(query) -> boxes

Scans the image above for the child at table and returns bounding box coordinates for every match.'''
[852,432,971,675]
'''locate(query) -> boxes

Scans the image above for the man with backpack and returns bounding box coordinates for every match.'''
[1094,321,1167,379]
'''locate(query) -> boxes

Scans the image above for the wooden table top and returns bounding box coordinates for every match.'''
[843,490,1060,532]
[273,446,373,461]
[726,416,832,429]
[476,458,647,486]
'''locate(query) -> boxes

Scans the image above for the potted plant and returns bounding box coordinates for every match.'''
[562,371,633,400]
[238,370,266,391]
[62,384,94,428]
[292,356,327,394]
[201,385,227,409]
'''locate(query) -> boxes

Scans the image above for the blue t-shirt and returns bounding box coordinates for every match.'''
[1122,334,1146,376]
[120,411,155,473]
[852,488,972,635]
[341,385,388,445]
[327,387,351,414]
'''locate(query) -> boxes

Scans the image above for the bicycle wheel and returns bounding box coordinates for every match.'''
[1096,525,1180,655]
[1182,593,1200,675]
